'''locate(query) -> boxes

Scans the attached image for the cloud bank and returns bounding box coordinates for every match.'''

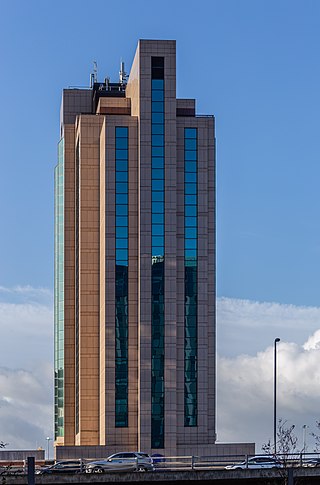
[217,297,320,451]
[0,286,53,450]
[0,287,320,454]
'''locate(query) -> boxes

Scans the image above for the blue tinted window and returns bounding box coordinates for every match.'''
[151,68,165,450]
[152,235,164,247]
[152,134,164,146]
[116,193,128,205]
[116,149,128,160]
[152,191,164,202]
[116,227,128,238]
[116,238,128,249]
[116,215,128,226]
[116,249,128,262]
[152,213,164,224]
[152,247,164,257]
[152,201,164,213]
[152,146,164,157]
[185,216,197,227]
[152,168,164,179]
[152,102,164,113]
[116,205,127,216]
[116,127,128,137]
[185,184,197,195]
[185,239,197,250]
[152,90,164,101]
[115,160,128,172]
[185,172,197,183]
[185,138,197,150]
[152,179,164,191]
[152,79,164,90]
[116,182,128,194]
[185,249,197,262]
[152,224,164,236]
[184,128,197,428]
[185,205,197,217]
[152,112,164,124]
[115,137,128,149]
[152,158,164,170]
[185,128,197,139]
[185,151,197,161]
[185,162,197,174]
[185,227,197,239]
[152,124,164,135]
[185,195,197,205]
[116,171,128,182]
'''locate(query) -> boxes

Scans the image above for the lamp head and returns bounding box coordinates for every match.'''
[275,338,280,343]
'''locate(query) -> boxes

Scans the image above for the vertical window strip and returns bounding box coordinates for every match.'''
[184,128,198,427]
[75,139,80,435]
[151,57,165,449]
[115,126,129,427]
[54,138,65,439]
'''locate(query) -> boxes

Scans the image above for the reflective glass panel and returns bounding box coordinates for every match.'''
[116,193,128,205]
[115,137,128,149]
[185,138,197,150]
[115,149,128,160]
[152,90,164,101]
[185,128,197,139]
[152,102,164,113]
[116,172,128,182]
[152,112,164,124]
[115,127,128,137]
[152,146,164,157]
[152,79,164,90]
[152,134,165,146]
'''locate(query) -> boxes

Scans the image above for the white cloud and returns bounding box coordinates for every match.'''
[217,297,320,452]
[0,285,53,449]
[217,296,320,357]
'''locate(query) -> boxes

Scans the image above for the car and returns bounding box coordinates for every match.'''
[85,452,154,473]
[302,457,320,467]
[225,455,282,470]
[35,460,83,474]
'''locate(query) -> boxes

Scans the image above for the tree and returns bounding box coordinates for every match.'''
[262,419,300,485]
[311,420,320,452]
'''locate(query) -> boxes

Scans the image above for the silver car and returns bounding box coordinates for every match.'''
[85,452,154,473]
[225,455,282,470]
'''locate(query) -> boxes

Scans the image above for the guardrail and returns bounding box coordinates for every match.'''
[1,452,320,475]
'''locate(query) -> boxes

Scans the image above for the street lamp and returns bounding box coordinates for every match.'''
[302,424,308,453]
[46,437,52,461]
[274,338,280,455]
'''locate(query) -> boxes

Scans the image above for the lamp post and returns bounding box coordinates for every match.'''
[46,437,52,461]
[302,424,308,453]
[274,338,280,455]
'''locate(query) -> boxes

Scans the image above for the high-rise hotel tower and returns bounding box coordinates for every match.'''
[54,39,216,456]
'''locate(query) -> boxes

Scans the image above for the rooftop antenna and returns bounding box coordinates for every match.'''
[119,60,128,85]
[90,60,98,88]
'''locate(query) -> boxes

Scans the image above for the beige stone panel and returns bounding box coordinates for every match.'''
[99,119,106,444]
[77,115,104,445]
[63,124,76,446]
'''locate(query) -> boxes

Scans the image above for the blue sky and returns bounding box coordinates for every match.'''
[0,0,320,451]
[0,0,319,305]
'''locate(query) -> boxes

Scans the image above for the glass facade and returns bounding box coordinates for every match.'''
[115,127,129,427]
[54,138,65,439]
[75,139,80,435]
[151,56,165,449]
[184,128,198,427]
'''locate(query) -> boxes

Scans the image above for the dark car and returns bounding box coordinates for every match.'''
[35,460,83,474]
